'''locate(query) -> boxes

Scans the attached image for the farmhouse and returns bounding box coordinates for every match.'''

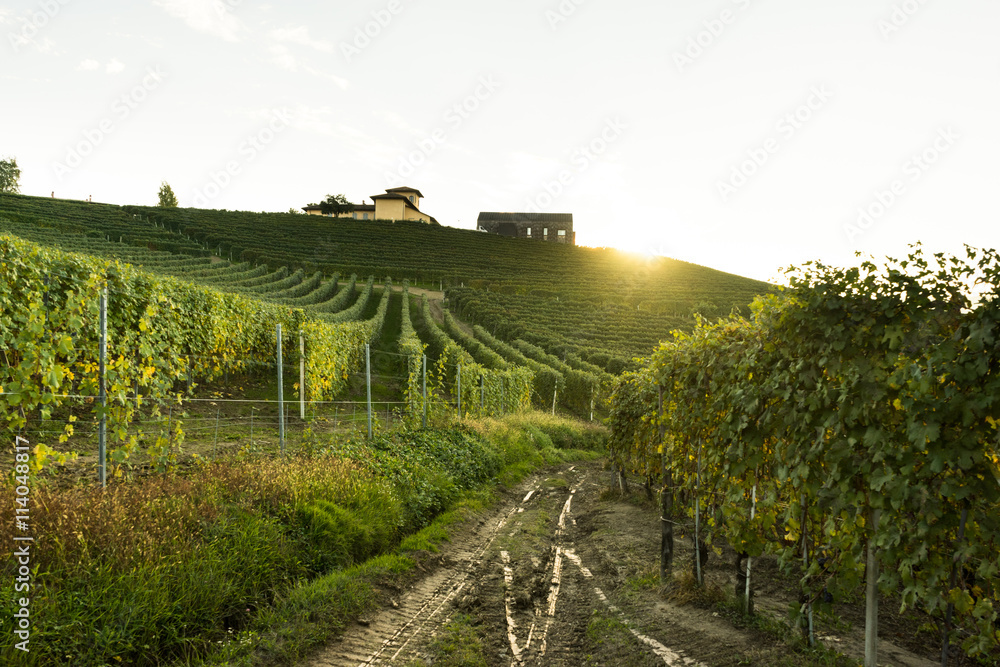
[302,186,437,223]
[477,212,575,245]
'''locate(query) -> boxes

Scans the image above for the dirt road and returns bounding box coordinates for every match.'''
[305,461,945,666]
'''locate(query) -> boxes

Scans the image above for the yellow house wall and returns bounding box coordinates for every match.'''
[403,209,430,222]
[375,199,406,221]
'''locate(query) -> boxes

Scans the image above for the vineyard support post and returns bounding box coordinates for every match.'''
[941,505,969,667]
[98,286,107,488]
[213,408,220,459]
[864,507,881,667]
[457,363,462,417]
[277,324,285,455]
[658,386,673,581]
[590,388,594,422]
[744,482,757,614]
[552,388,557,416]
[480,375,485,415]
[408,355,414,414]
[299,330,305,421]
[250,407,254,445]
[694,437,703,586]
[803,500,815,647]
[422,354,428,428]
[366,343,373,439]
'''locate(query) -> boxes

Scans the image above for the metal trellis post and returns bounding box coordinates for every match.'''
[366,343,373,439]
[277,323,285,454]
[98,286,107,488]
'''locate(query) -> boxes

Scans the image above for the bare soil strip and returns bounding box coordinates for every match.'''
[305,461,952,666]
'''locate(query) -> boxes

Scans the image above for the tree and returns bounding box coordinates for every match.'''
[319,193,354,216]
[0,157,21,194]
[158,181,178,207]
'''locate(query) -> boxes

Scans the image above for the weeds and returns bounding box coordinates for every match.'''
[0,409,600,666]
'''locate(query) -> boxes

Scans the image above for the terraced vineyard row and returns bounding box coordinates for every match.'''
[0,194,773,370]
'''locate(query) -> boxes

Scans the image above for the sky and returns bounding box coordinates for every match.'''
[1,0,998,283]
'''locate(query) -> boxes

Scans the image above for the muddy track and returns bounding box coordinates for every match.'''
[305,461,945,666]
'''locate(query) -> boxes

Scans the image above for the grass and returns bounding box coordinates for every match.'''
[583,609,656,667]
[0,410,605,666]
[662,568,857,667]
[409,614,488,667]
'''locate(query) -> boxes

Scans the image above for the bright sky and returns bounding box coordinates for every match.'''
[2,0,998,283]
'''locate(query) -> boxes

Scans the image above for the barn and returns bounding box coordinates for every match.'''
[476,212,575,245]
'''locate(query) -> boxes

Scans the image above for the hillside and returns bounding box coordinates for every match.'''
[0,193,774,367]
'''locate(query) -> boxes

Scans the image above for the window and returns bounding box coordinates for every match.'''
[352,212,357,219]
[408,196,414,203]
[526,227,532,237]
[558,229,566,237]
[363,213,369,220]
[543,227,549,238]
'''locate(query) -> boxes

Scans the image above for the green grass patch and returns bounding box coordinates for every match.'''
[0,411,603,666]
[414,614,488,667]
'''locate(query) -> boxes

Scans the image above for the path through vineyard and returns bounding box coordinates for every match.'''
[303,460,939,667]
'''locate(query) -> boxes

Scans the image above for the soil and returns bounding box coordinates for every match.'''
[303,460,964,666]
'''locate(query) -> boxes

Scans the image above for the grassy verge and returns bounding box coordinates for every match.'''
[0,411,605,666]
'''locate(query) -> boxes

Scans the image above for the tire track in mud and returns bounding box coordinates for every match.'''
[306,476,544,666]
[497,472,707,667]
[306,462,798,667]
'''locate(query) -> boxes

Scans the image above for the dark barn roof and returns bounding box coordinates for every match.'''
[477,212,573,224]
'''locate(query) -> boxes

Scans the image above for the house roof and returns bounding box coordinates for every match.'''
[371,192,423,212]
[477,212,573,224]
[385,186,424,198]
[302,204,375,213]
